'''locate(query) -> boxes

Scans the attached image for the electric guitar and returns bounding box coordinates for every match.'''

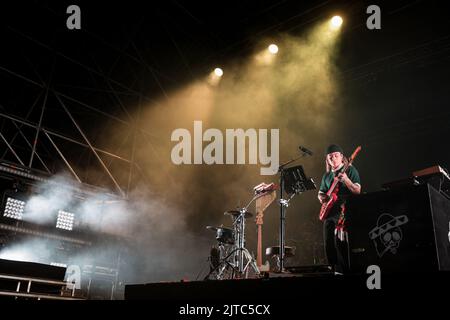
[319,146,361,221]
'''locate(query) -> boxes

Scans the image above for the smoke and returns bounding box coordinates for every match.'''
[24,174,78,224]
[0,239,56,264]
[0,20,345,291]
[99,20,345,269]
[1,172,212,286]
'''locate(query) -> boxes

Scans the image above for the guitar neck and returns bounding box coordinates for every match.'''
[326,178,339,196]
[326,164,351,196]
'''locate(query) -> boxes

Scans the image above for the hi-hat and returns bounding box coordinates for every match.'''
[224,210,253,218]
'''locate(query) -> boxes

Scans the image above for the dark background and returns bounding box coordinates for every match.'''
[0,0,449,272]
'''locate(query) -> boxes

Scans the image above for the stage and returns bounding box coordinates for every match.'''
[1,1,450,306]
[124,270,450,300]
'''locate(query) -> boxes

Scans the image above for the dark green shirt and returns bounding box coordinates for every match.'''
[319,165,361,199]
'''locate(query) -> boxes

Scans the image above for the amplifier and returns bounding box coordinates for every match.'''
[346,184,450,273]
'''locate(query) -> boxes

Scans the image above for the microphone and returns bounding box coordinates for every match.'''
[299,145,313,156]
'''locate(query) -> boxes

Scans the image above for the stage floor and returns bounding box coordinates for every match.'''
[124,269,450,300]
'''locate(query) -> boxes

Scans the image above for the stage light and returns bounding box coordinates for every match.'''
[268,44,279,55]
[214,68,223,77]
[56,210,75,231]
[3,197,26,220]
[330,16,343,29]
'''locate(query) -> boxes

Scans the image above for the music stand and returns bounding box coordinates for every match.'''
[284,165,316,195]
[278,164,316,272]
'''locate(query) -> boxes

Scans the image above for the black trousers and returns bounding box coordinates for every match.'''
[323,209,349,273]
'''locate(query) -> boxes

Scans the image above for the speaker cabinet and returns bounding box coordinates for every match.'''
[346,184,450,273]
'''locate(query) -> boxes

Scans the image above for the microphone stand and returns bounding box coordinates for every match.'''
[277,152,309,273]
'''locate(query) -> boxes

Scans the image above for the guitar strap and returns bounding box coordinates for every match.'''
[335,203,347,242]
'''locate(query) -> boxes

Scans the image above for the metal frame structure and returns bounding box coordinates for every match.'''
[0,83,142,199]
[0,273,84,300]
[0,15,167,199]
[0,16,155,301]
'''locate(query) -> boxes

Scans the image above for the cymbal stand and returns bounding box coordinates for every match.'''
[232,208,260,277]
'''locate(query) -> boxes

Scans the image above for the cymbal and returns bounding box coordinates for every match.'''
[206,225,234,232]
[224,210,253,218]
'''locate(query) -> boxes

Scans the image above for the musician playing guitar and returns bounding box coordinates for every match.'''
[318,144,361,273]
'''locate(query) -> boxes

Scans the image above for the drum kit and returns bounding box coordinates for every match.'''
[204,208,260,280]
[203,155,317,280]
